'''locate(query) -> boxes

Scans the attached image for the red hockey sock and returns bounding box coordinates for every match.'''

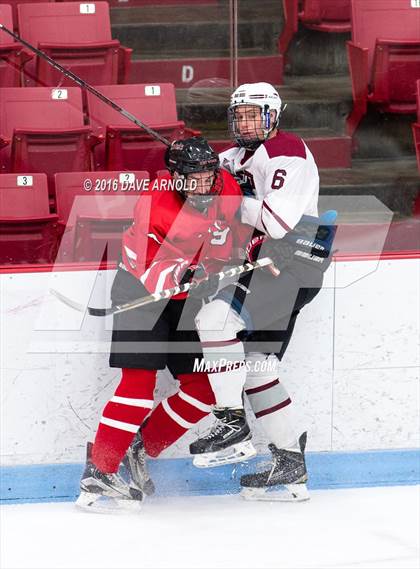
[91,368,157,473]
[142,372,215,457]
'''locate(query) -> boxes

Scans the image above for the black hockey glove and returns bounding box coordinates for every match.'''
[179,263,207,286]
[189,273,220,299]
[262,238,295,271]
[270,211,338,272]
[246,211,337,273]
[179,263,219,299]
[239,179,255,198]
[233,172,256,197]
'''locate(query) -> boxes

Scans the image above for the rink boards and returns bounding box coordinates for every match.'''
[1,256,419,502]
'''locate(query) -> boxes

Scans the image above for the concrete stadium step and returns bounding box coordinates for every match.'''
[111,1,282,58]
[111,2,349,78]
[352,111,417,160]
[128,53,284,88]
[205,128,351,169]
[284,26,350,76]
[176,76,352,132]
[319,158,419,218]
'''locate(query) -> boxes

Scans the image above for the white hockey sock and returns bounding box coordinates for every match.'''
[255,402,298,450]
[245,353,299,449]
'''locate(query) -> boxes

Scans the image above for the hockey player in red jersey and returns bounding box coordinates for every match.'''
[188,83,337,501]
[76,137,242,512]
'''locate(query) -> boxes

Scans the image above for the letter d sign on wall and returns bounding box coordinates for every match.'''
[182,65,194,83]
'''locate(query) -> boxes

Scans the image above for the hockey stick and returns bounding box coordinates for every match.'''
[50,257,274,317]
[0,23,171,147]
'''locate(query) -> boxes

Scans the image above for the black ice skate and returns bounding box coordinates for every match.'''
[122,430,155,496]
[190,407,256,468]
[75,442,143,513]
[240,432,309,502]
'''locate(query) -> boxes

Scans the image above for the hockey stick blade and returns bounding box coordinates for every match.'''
[50,288,86,312]
[50,257,274,317]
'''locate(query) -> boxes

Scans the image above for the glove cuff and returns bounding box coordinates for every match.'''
[245,234,266,262]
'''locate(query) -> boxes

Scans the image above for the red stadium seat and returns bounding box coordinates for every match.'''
[346,0,420,136]
[106,0,217,6]
[86,83,200,175]
[0,87,94,203]
[54,170,149,262]
[412,80,420,176]
[279,0,350,57]
[0,173,59,264]
[0,5,30,87]
[0,0,54,31]
[18,2,132,87]
[299,0,351,32]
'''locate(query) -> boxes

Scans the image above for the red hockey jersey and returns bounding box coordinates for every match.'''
[121,169,242,296]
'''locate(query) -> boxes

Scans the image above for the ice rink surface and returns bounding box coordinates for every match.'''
[1,485,419,569]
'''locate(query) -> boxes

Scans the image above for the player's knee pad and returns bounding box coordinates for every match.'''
[195,302,247,407]
[195,299,245,342]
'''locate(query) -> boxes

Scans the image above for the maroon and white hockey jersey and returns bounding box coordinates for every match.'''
[219,131,319,239]
[121,170,242,296]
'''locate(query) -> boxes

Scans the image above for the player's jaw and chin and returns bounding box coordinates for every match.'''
[230,104,279,149]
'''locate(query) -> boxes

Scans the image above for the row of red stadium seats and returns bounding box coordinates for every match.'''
[0,170,153,264]
[0,2,131,87]
[413,79,420,175]
[345,0,420,135]
[1,169,418,267]
[1,1,418,126]
[280,0,420,135]
[280,0,351,54]
[0,0,216,25]
[0,83,199,204]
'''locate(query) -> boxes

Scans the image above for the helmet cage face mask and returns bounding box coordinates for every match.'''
[228,103,279,149]
[165,137,222,212]
[181,170,223,212]
[228,83,282,149]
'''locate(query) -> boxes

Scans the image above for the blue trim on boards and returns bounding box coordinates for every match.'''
[1,449,419,504]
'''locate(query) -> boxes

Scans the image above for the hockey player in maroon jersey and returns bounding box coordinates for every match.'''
[187,83,336,501]
[76,137,243,512]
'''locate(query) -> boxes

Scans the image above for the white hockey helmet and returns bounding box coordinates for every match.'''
[228,82,282,149]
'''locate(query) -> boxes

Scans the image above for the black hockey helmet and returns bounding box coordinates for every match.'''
[165,136,219,175]
[165,136,222,211]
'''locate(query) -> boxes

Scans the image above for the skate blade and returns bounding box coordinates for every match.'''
[75,491,143,515]
[193,440,257,468]
[241,483,310,502]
